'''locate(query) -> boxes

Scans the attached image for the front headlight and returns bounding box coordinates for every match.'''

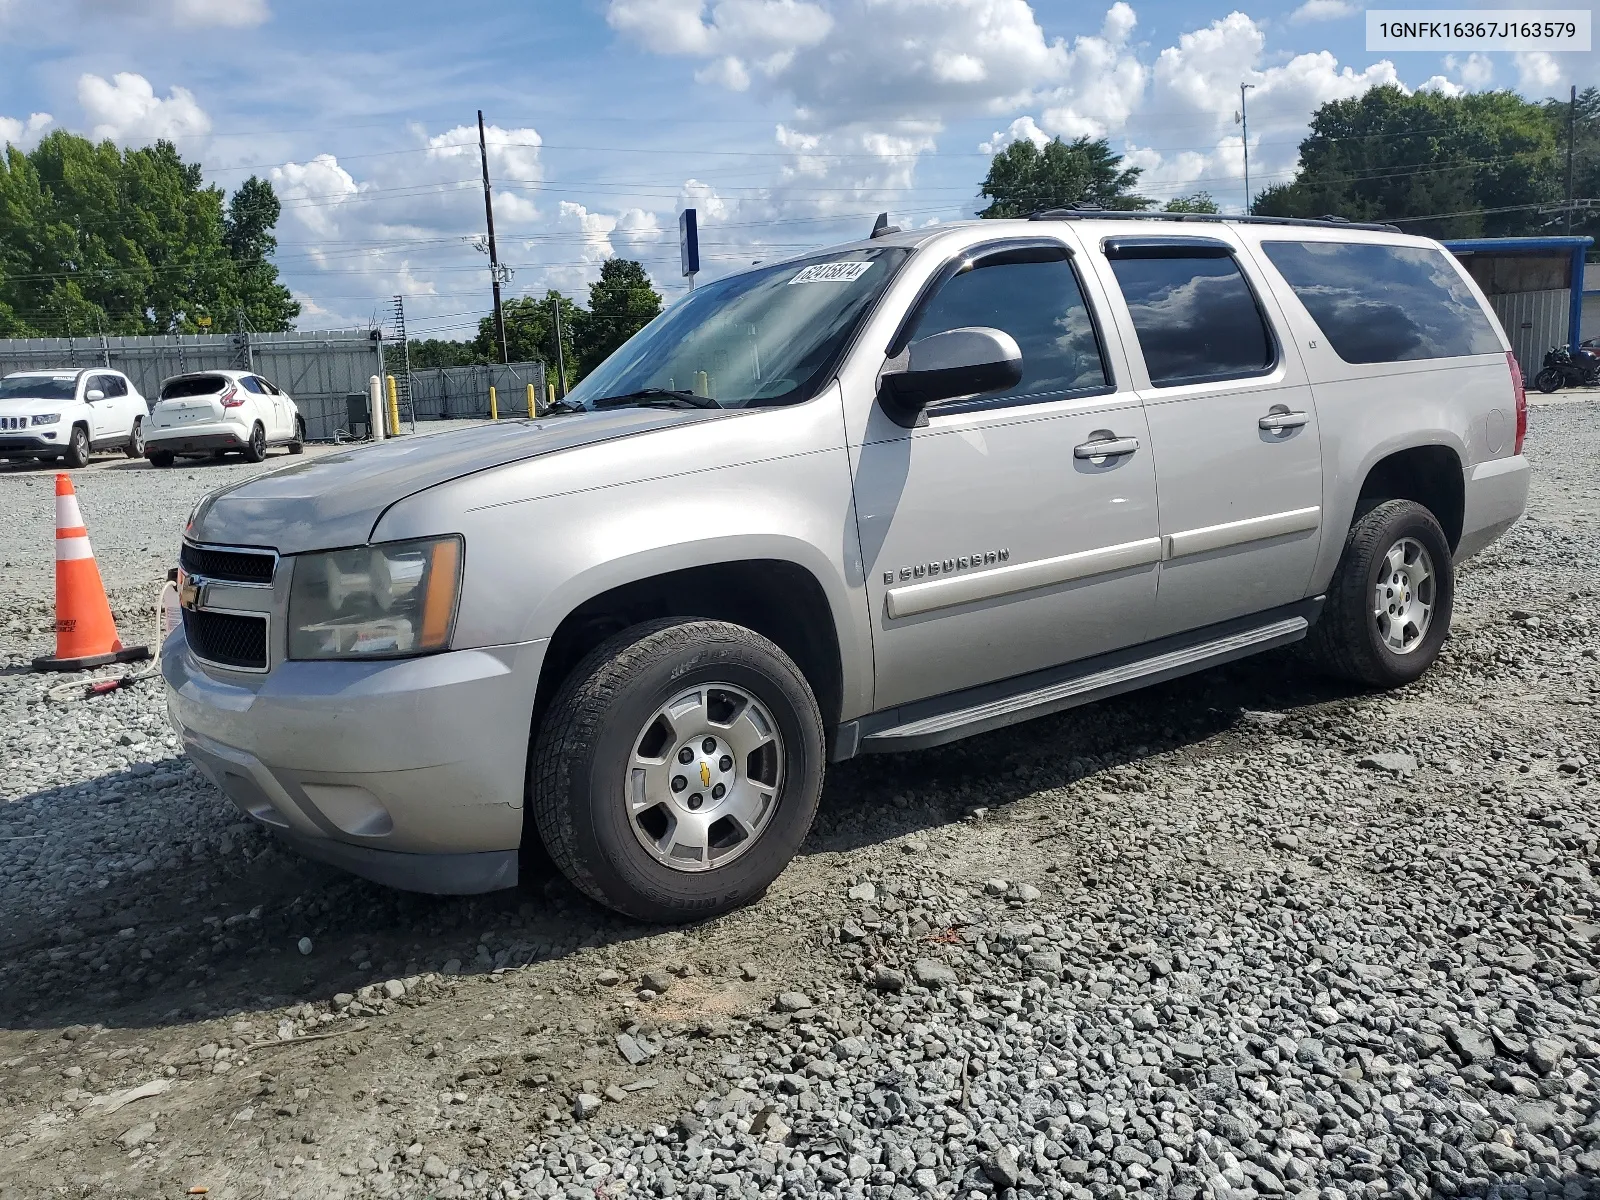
[287,536,463,660]
[31,413,59,426]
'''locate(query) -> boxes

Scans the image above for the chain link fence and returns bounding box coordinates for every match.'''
[407,362,548,421]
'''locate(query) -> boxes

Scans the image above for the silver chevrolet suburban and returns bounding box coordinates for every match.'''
[165,212,1530,922]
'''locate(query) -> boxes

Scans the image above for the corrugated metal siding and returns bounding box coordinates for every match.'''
[0,330,386,443]
[1490,289,1571,377]
[407,363,548,420]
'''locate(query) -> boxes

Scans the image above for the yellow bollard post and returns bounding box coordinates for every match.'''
[548,381,556,409]
[489,385,498,420]
[694,370,709,398]
[386,376,401,436]
[527,382,536,417]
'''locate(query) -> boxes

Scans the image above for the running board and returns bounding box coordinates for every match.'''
[840,606,1315,757]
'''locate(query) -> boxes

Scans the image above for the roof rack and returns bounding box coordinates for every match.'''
[1028,206,1401,234]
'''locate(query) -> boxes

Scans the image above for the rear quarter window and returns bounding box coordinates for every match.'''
[1259,241,1501,364]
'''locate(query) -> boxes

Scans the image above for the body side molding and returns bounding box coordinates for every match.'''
[1163,506,1321,560]
[885,536,1162,619]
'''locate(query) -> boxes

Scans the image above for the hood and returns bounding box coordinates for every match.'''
[187,409,712,554]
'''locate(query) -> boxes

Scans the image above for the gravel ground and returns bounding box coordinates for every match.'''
[0,401,1597,1200]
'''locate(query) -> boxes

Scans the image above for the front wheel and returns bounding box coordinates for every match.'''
[241,421,267,463]
[64,425,90,469]
[1306,499,1454,688]
[531,619,824,923]
[1534,367,1563,394]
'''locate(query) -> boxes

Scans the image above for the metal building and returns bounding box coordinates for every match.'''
[1442,236,1593,376]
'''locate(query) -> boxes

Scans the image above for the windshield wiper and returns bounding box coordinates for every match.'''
[590,388,720,410]
[540,398,586,415]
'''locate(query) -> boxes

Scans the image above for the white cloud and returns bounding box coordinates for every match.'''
[167,0,269,26]
[0,112,53,150]
[77,73,211,144]
[1515,51,1562,96]
[269,153,360,239]
[1289,0,1355,22]
[980,115,1050,154]
[606,0,833,59]
[695,55,751,90]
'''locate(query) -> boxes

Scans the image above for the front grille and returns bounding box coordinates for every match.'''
[183,609,268,670]
[181,543,276,584]
[0,416,27,430]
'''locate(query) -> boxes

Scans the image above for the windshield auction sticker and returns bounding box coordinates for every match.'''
[1367,9,1590,50]
[789,262,875,284]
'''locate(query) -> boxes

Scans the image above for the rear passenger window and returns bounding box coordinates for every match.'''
[908,247,1110,408]
[239,376,265,394]
[1259,241,1501,363]
[1106,244,1275,386]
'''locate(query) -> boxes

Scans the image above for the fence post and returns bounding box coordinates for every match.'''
[489,385,498,420]
[386,375,401,435]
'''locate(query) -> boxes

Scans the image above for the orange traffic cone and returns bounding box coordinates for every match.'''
[32,474,149,672]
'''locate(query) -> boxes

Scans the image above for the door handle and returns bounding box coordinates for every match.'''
[1259,411,1309,431]
[1073,436,1140,459]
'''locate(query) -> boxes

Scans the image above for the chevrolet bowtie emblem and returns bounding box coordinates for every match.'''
[699,761,711,788]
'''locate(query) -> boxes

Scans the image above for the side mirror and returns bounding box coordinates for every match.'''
[85,389,105,402]
[880,326,1022,425]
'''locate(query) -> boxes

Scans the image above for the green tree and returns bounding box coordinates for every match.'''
[978,136,1152,217]
[1163,191,1219,214]
[573,258,661,378]
[1252,85,1562,237]
[403,338,483,369]
[478,290,579,381]
[1541,86,1600,243]
[0,131,298,336]
[224,175,300,331]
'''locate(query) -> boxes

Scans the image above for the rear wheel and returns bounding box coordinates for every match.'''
[1534,366,1562,393]
[287,416,305,454]
[64,425,90,469]
[123,416,145,458]
[147,450,175,468]
[531,619,824,923]
[242,422,267,463]
[1306,499,1453,688]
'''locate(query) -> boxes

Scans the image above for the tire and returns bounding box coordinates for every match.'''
[1534,367,1562,394]
[123,416,144,458]
[147,450,175,469]
[531,618,824,923]
[64,425,90,469]
[242,422,267,463]
[287,417,305,454]
[1306,498,1454,689]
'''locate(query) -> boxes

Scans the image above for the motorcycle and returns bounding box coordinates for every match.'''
[1533,345,1600,393]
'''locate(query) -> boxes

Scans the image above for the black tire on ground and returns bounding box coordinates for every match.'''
[64,425,90,469]
[287,416,305,454]
[1305,498,1454,689]
[147,450,175,468]
[1534,367,1562,394]
[242,422,267,463]
[123,416,144,458]
[531,618,825,923]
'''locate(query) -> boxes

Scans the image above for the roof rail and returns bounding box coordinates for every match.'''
[1028,206,1402,234]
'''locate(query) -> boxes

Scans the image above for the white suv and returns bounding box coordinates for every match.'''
[0,369,149,467]
[145,370,305,467]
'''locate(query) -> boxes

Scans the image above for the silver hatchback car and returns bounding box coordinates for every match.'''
[166,211,1529,922]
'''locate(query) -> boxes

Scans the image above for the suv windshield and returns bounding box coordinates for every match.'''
[0,376,77,401]
[564,247,910,410]
[161,375,230,400]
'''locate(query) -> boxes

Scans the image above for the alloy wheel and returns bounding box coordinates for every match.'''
[1373,536,1435,654]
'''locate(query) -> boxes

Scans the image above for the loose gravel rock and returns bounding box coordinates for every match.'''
[2,404,1598,1200]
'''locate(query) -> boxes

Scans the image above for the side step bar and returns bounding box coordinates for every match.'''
[837,605,1316,758]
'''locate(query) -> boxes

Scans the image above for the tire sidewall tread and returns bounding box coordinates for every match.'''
[1308,498,1454,688]
[531,619,823,923]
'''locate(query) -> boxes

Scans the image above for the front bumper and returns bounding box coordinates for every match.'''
[146,419,249,455]
[0,431,62,456]
[163,625,547,894]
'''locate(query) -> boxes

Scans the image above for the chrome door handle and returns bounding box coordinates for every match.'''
[1259,411,1309,431]
[1073,436,1140,459]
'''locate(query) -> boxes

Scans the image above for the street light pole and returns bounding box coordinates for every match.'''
[1240,83,1256,216]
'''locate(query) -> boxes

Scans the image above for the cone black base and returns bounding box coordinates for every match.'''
[32,645,150,673]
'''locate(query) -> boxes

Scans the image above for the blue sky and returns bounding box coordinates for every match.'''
[1,0,1592,338]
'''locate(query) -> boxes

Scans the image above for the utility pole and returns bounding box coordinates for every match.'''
[477,110,508,364]
[551,295,567,399]
[1239,83,1256,216]
[1566,85,1577,235]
